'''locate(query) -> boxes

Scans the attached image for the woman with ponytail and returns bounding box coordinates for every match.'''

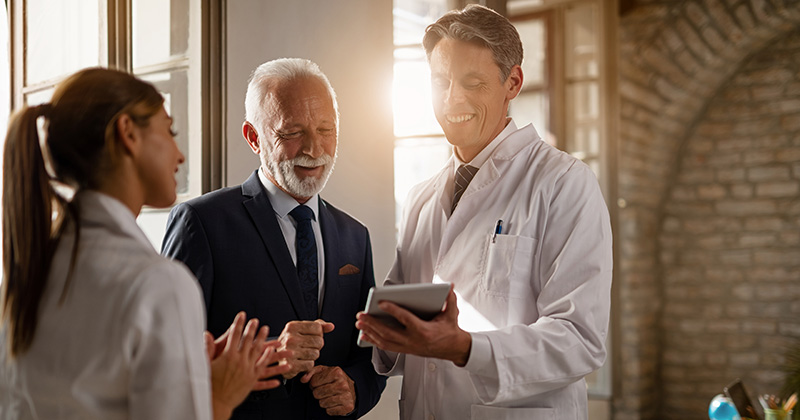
[0,68,291,420]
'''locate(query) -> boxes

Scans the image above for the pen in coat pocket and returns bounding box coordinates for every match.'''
[492,219,503,243]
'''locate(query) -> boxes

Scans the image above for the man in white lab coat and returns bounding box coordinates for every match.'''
[355,4,612,420]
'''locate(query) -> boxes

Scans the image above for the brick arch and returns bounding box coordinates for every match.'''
[616,1,800,419]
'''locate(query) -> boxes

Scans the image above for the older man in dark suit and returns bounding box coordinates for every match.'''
[162,58,385,419]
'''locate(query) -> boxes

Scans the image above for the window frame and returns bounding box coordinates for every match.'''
[508,0,618,401]
[8,0,224,198]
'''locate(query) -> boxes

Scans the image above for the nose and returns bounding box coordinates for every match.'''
[176,146,186,170]
[300,131,325,159]
[443,82,465,106]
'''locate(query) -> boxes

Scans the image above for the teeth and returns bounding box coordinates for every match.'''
[446,114,474,123]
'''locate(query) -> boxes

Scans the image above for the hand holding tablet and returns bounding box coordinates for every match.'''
[356,283,451,347]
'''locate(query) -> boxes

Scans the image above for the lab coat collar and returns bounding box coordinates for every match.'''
[75,190,155,252]
[435,122,543,256]
[435,121,541,216]
[452,119,518,173]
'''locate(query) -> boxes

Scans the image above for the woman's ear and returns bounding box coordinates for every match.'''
[115,114,140,157]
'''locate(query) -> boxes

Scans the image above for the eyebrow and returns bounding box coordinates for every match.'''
[432,71,487,80]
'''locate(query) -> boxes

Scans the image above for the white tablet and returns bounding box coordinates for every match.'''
[357,283,451,347]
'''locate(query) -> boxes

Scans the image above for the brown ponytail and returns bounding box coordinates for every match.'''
[1,104,67,359]
[1,68,164,360]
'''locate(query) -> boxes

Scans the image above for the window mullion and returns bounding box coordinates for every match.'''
[107,0,131,72]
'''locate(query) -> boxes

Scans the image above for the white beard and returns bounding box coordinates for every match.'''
[262,149,336,198]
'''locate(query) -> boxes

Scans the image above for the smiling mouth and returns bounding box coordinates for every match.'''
[445,114,474,124]
[295,165,324,176]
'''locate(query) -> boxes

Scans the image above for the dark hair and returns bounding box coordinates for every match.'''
[423,4,523,82]
[1,67,163,359]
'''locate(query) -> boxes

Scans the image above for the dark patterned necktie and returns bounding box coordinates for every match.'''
[452,164,479,213]
[289,205,318,319]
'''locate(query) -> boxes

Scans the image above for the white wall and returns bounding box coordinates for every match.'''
[225,1,399,418]
[225,0,396,280]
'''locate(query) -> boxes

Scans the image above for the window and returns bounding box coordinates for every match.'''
[8,0,222,200]
[508,0,614,401]
[392,0,452,225]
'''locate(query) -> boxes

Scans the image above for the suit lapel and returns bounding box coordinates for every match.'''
[317,199,340,320]
[240,172,309,320]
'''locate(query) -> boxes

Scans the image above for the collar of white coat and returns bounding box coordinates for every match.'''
[439,120,542,192]
[453,118,518,174]
[75,190,155,251]
[257,167,320,222]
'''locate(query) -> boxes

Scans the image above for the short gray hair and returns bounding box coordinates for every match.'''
[423,4,523,82]
[244,58,339,132]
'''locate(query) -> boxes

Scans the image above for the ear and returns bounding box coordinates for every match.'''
[242,122,261,155]
[115,114,140,157]
[504,65,524,101]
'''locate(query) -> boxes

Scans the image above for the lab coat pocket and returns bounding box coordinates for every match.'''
[480,234,537,298]
[471,404,554,420]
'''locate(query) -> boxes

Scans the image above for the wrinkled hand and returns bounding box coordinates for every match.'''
[277,319,335,379]
[301,365,356,416]
[206,312,293,420]
[355,285,472,366]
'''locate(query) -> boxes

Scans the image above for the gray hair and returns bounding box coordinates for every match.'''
[422,4,523,82]
[244,58,339,132]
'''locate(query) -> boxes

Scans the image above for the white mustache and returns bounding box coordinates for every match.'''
[287,154,333,168]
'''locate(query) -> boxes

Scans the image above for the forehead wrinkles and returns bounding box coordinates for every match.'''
[430,39,501,82]
[265,79,335,129]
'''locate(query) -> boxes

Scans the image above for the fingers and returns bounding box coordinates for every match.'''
[377,301,422,329]
[224,312,246,352]
[314,319,335,333]
[283,319,335,336]
[260,349,293,369]
[300,364,326,383]
[256,355,292,383]
[253,378,283,391]
[305,366,356,416]
[443,286,458,316]
[204,331,215,362]
[240,317,259,354]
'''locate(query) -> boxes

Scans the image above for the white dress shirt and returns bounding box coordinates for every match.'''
[374,121,613,420]
[258,168,326,314]
[0,191,211,420]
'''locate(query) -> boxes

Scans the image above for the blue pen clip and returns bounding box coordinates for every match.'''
[492,219,503,243]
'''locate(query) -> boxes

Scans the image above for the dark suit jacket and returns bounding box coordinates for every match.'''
[161,171,385,419]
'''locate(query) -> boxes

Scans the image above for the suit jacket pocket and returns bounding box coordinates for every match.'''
[471,404,554,420]
[479,234,537,298]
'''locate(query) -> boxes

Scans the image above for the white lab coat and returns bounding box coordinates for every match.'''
[0,191,211,420]
[374,123,613,420]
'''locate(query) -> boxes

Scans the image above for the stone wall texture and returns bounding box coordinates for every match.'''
[617,0,800,418]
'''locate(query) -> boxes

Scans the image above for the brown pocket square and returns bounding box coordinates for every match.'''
[338,264,360,275]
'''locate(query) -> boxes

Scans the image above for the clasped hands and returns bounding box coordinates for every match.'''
[355,286,472,367]
[206,314,356,417]
[277,319,357,416]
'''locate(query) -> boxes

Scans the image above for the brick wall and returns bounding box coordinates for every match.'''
[659,27,800,418]
[617,1,800,418]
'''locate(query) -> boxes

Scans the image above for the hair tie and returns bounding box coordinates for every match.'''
[35,103,52,119]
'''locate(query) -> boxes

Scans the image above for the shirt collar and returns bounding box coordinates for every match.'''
[453,118,518,173]
[258,167,320,220]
